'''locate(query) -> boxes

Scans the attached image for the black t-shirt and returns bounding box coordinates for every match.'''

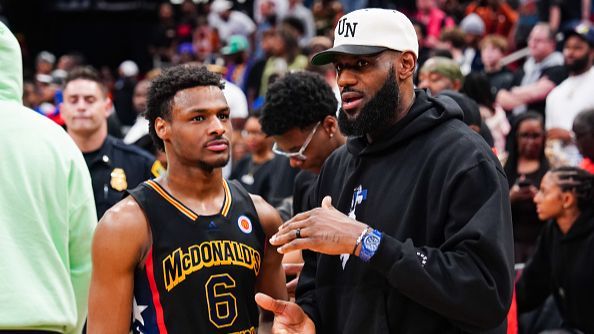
[485,68,514,93]
[230,154,298,207]
[511,65,568,117]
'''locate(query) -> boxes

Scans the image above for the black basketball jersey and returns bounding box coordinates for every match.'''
[129,179,265,334]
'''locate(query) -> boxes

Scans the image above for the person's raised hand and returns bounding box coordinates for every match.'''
[255,293,315,334]
[269,196,368,255]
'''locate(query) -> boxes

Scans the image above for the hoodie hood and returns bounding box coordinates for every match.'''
[347,89,464,156]
[0,21,23,104]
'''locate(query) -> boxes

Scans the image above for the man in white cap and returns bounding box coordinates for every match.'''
[256,8,514,333]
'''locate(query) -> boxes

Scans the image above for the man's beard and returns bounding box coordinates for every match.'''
[565,53,591,74]
[338,69,400,137]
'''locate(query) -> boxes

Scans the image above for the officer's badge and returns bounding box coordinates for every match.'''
[110,168,128,191]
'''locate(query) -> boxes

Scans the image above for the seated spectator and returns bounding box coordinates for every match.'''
[503,112,548,263]
[545,23,594,163]
[573,109,594,174]
[516,166,594,334]
[496,23,567,117]
[208,0,257,43]
[463,72,510,157]
[480,34,515,93]
[258,26,308,98]
[465,0,518,38]
[436,27,467,65]
[230,111,297,206]
[283,0,316,47]
[414,0,456,48]
[458,13,486,75]
[418,56,464,95]
[222,34,252,91]
[312,0,343,36]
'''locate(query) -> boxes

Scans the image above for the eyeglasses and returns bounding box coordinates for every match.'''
[272,122,320,160]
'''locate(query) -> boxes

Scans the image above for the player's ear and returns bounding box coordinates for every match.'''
[155,117,170,142]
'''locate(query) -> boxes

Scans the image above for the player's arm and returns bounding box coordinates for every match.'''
[251,195,288,331]
[87,197,150,334]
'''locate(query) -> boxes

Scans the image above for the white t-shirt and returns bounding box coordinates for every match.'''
[208,11,256,43]
[223,80,249,119]
[546,66,594,130]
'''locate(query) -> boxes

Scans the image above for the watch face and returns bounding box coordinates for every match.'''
[364,234,380,251]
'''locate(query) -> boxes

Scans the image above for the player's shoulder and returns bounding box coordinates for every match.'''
[97,195,148,238]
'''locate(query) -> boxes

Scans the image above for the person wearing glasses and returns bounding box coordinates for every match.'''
[259,71,345,299]
[254,8,513,333]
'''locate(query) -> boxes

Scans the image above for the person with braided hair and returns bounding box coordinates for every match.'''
[516,166,594,333]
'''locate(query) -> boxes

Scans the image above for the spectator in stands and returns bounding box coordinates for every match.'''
[458,13,486,74]
[496,23,567,117]
[230,111,298,207]
[123,79,151,146]
[418,56,464,94]
[258,26,308,98]
[549,0,592,33]
[517,166,594,334]
[222,34,252,91]
[148,2,177,68]
[311,0,343,37]
[113,60,139,128]
[503,112,548,263]
[546,23,594,146]
[573,109,594,174]
[480,34,514,93]
[465,0,518,38]
[284,0,316,47]
[436,27,467,66]
[35,51,55,76]
[209,0,257,43]
[414,0,455,48]
[463,72,510,157]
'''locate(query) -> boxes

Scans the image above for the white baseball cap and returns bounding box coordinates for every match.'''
[311,8,419,65]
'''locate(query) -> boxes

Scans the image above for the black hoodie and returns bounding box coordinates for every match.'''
[296,90,514,333]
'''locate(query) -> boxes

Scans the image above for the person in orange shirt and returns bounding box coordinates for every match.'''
[466,0,518,38]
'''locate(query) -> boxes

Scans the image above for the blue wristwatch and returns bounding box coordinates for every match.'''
[359,229,382,262]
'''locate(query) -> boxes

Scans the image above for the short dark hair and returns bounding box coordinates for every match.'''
[260,71,337,136]
[574,108,594,132]
[145,64,224,151]
[64,66,107,95]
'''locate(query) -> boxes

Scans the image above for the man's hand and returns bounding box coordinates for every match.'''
[255,293,315,334]
[269,196,368,255]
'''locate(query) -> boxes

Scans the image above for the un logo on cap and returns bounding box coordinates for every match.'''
[337,18,358,38]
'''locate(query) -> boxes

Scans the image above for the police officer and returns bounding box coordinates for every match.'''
[60,66,161,219]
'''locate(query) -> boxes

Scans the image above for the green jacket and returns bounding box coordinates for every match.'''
[0,21,96,333]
